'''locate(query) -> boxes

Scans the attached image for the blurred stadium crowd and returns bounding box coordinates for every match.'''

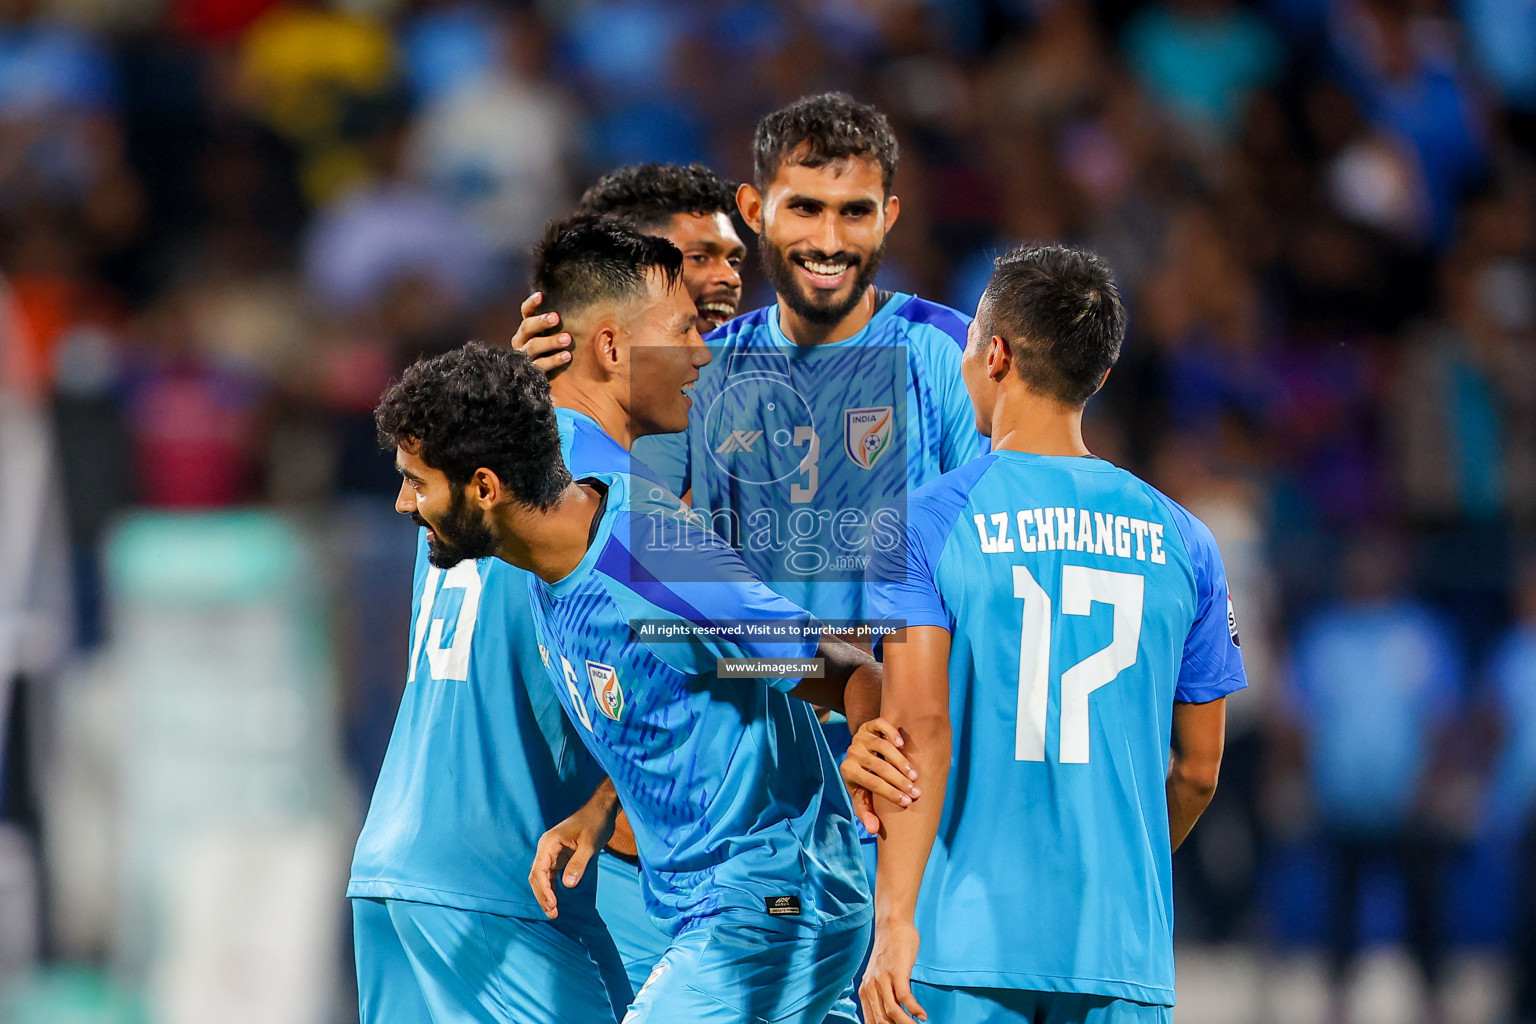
[1,0,1535,1021]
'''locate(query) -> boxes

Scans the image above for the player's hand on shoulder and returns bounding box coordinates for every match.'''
[508,291,572,373]
[860,920,927,1023]
[841,717,920,836]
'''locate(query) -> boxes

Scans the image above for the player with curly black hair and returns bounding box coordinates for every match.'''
[375,341,571,568]
[374,339,882,1024]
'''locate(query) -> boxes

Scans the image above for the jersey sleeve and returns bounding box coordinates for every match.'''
[599,510,820,691]
[865,472,978,656]
[910,308,985,472]
[1168,511,1249,704]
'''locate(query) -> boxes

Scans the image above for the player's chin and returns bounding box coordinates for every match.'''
[795,279,857,312]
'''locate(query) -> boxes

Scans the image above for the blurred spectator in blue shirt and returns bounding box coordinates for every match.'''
[1290,528,1463,1017]
[1490,558,1536,1022]
[404,9,576,257]
[1329,0,1487,246]
[1122,0,1284,140]
[0,0,119,207]
[303,116,493,315]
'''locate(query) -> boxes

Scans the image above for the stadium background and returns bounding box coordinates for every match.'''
[0,0,1533,1020]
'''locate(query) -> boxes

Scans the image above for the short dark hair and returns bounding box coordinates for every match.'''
[576,163,737,234]
[753,92,899,194]
[979,245,1127,406]
[532,214,685,320]
[375,341,570,507]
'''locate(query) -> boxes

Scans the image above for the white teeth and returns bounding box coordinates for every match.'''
[799,259,849,278]
[700,303,734,316]
[681,381,695,393]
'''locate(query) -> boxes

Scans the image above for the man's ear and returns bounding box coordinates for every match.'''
[470,467,501,510]
[883,193,900,232]
[987,334,1012,381]
[591,323,621,376]
[736,183,764,234]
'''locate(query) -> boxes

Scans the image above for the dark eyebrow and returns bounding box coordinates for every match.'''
[685,240,749,262]
[396,460,424,484]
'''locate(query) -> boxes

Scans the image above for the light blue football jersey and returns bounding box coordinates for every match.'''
[633,292,981,624]
[865,451,1248,1006]
[527,472,871,936]
[347,408,671,918]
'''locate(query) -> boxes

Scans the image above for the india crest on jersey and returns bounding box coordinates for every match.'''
[587,660,625,721]
[845,406,894,470]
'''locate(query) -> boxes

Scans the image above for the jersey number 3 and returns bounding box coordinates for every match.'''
[1013,565,1144,764]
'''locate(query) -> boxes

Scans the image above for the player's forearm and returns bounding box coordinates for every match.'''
[580,776,622,833]
[841,661,882,733]
[873,712,949,925]
[795,637,878,718]
[1167,698,1225,851]
[1166,754,1219,851]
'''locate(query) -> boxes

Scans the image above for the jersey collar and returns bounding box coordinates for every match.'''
[541,471,628,598]
[766,290,911,350]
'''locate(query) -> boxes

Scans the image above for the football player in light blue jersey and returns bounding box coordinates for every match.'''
[534,208,728,993]
[629,92,982,627]
[350,220,710,1024]
[856,245,1245,1024]
[374,341,880,1023]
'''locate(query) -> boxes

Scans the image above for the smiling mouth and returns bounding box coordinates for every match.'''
[793,256,856,289]
[681,379,697,402]
[697,300,737,328]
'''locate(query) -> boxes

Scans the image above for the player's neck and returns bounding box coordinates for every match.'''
[550,379,634,450]
[985,390,1092,458]
[493,481,606,583]
[776,286,878,347]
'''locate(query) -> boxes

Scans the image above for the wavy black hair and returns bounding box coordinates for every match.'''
[979,245,1127,406]
[375,341,570,505]
[532,214,685,320]
[575,163,737,234]
[753,92,899,194]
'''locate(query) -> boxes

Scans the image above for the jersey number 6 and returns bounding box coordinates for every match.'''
[1013,564,1144,764]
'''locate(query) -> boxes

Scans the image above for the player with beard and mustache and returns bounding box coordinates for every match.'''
[347,221,710,1024]
[624,93,981,1016]
[511,96,979,1020]
[630,92,982,600]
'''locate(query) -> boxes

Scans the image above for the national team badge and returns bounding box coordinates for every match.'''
[844,406,894,470]
[587,660,625,721]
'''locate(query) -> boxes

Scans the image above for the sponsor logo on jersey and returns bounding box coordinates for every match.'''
[765,894,802,916]
[1227,595,1241,648]
[844,406,893,470]
[715,429,764,455]
[587,660,625,721]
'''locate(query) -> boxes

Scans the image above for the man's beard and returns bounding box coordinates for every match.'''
[416,489,497,568]
[758,238,884,327]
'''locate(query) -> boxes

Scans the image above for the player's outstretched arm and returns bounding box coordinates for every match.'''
[787,636,881,729]
[1168,697,1226,850]
[507,291,573,373]
[529,776,621,919]
[861,625,952,1024]
[841,718,921,835]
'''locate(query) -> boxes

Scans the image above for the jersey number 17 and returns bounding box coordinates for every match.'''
[1012,565,1144,764]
